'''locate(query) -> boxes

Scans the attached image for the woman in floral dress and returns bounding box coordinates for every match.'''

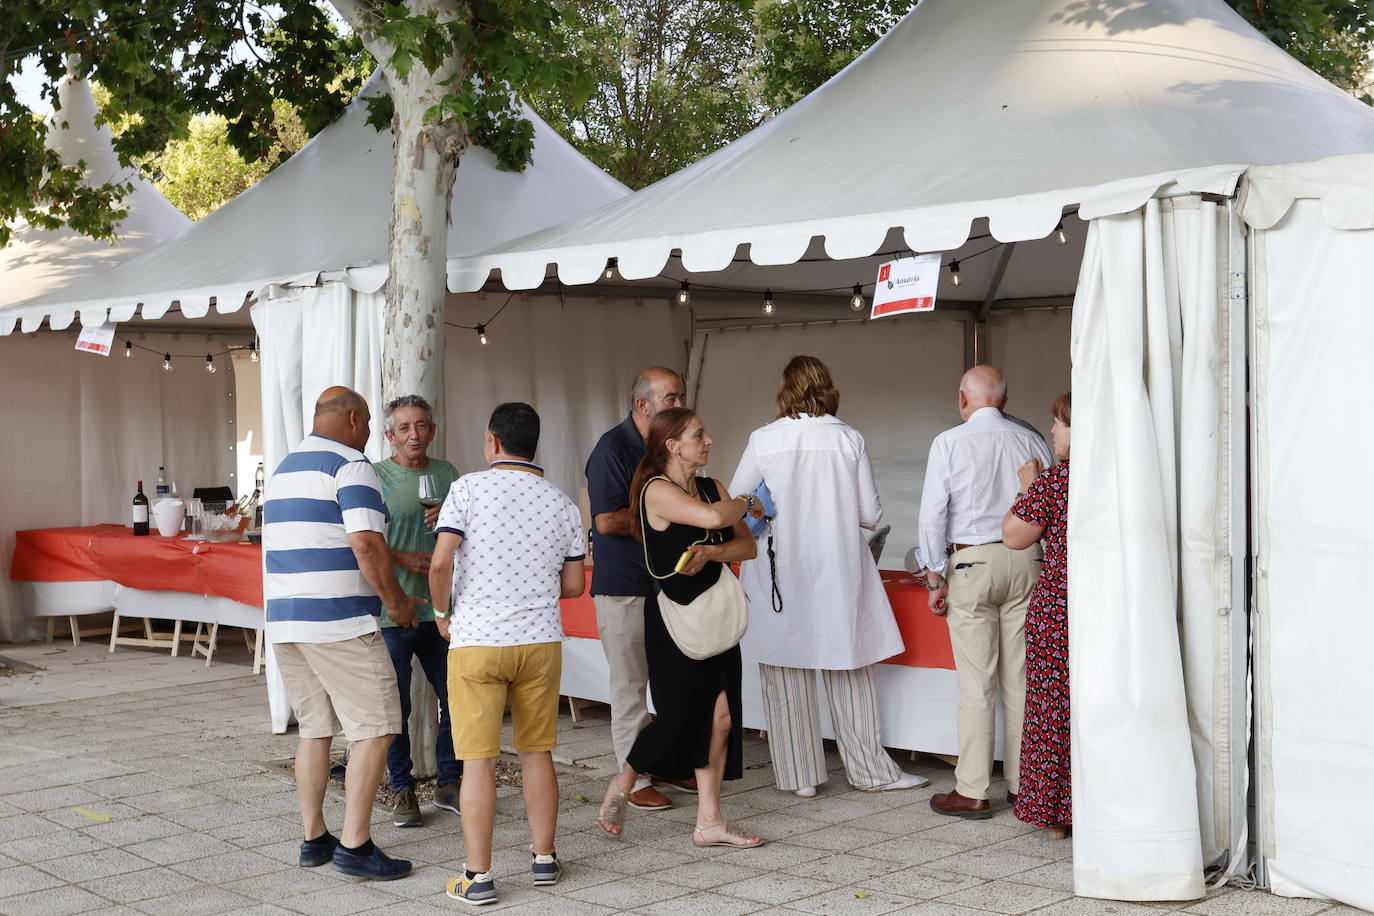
[1003,392,1071,837]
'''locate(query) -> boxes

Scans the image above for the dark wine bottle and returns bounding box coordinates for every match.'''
[132,481,150,536]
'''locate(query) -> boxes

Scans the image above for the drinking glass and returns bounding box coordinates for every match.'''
[417,475,443,526]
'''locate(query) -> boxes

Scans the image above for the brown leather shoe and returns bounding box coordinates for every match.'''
[660,777,698,794]
[627,785,672,810]
[930,790,992,819]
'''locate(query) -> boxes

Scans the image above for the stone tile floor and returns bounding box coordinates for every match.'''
[0,640,1361,915]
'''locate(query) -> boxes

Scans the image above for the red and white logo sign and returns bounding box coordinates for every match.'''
[871,254,941,319]
[74,320,117,357]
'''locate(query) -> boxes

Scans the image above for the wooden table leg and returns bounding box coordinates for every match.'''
[203,622,220,667]
[171,619,183,656]
[46,618,55,645]
[253,628,264,675]
[109,614,120,653]
[69,616,82,646]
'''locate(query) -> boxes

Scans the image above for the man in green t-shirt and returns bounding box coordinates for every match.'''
[374,395,463,828]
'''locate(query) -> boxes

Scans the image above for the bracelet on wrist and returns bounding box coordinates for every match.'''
[432,608,450,619]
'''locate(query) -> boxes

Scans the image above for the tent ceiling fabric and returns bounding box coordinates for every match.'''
[0,75,190,318]
[447,0,1374,295]
[1,73,628,336]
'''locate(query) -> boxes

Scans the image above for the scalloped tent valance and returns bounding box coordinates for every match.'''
[444,0,1374,295]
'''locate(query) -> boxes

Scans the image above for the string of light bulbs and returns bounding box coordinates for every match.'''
[115,335,258,372]
[444,292,515,347]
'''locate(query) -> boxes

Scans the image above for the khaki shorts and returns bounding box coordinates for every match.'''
[274,633,402,741]
[448,642,562,759]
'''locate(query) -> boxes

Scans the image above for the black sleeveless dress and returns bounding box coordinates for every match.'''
[626,477,744,782]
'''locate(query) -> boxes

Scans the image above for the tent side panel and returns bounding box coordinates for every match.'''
[1252,198,1374,910]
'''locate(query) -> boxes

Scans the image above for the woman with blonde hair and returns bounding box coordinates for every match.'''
[728,355,927,797]
[1003,392,1072,837]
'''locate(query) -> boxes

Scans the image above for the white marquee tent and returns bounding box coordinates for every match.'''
[0,75,232,645]
[416,0,1374,906]
[8,0,1374,908]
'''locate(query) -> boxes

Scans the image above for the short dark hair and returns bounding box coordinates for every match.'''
[488,402,539,459]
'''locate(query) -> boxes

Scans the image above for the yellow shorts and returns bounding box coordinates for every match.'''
[448,642,562,759]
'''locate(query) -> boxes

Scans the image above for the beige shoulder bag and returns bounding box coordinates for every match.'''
[640,476,748,660]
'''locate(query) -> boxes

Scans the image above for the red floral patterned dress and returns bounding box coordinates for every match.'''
[1011,460,1070,827]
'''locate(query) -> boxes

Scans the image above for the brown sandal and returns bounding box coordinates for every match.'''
[598,791,626,838]
[693,821,763,848]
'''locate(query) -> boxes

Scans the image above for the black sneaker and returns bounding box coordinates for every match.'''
[392,786,421,828]
[298,832,338,868]
[531,850,561,886]
[332,845,412,880]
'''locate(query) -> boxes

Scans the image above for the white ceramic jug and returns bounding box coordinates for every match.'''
[153,498,185,537]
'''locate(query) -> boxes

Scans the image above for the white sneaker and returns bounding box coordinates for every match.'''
[793,786,817,798]
[866,771,929,792]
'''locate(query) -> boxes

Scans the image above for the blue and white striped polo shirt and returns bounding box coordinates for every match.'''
[263,434,390,644]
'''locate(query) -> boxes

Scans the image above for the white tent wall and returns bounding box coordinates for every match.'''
[1069,197,1246,900]
[0,330,236,641]
[1248,195,1374,910]
[441,294,692,492]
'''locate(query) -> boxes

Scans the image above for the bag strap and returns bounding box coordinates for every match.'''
[638,474,716,581]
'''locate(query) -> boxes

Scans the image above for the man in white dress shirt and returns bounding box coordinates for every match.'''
[916,366,1052,819]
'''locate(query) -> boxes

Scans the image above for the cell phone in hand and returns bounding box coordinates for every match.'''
[674,550,694,573]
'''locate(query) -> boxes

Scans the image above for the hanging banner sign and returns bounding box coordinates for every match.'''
[74,320,118,357]
[871,253,941,318]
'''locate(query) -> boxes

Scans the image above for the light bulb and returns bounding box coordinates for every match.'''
[476,324,488,346]
[850,283,865,311]
[676,281,691,306]
[950,260,962,287]
[1055,221,1069,246]
[603,257,618,281]
[163,353,172,371]
[124,340,132,358]
[205,354,216,374]
[762,289,775,317]
[249,341,259,362]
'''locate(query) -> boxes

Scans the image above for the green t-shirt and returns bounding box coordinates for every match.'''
[373,456,461,626]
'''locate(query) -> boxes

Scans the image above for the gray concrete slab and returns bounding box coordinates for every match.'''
[0,641,1355,915]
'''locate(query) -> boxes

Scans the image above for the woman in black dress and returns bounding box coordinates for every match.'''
[597,407,763,848]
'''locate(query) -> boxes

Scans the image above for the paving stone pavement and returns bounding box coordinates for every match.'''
[0,641,1351,915]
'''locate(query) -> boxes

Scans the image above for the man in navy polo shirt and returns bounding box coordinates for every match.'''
[584,367,694,809]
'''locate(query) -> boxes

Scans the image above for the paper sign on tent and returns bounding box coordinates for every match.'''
[74,320,117,356]
[871,254,941,318]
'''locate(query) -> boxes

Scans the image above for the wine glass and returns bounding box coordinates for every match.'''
[417,475,444,526]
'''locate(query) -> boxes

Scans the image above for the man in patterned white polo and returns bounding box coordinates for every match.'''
[429,402,586,905]
[264,386,423,881]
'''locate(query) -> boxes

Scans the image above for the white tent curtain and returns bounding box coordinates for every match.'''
[0,330,235,641]
[1250,198,1374,910]
[1069,197,1232,901]
[251,282,386,732]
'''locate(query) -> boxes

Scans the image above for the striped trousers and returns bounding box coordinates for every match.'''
[758,663,902,791]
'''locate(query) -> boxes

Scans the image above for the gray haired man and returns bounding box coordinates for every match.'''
[372,395,463,827]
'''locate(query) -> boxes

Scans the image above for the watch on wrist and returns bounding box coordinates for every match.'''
[923,575,944,591]
[739,493,757,511]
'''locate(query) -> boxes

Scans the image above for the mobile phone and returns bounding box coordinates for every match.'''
[674,549,694,573]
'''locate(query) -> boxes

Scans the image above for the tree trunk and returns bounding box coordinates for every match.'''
[331,0,469,446]
[382,73,468,439]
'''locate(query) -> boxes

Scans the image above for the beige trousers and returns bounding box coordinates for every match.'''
[758,662,902,791]
[944,541,1041,800]
[593,595,652,769]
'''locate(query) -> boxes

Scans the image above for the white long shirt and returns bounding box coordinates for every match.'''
[916,407,1053,575]
[729,414,904,670]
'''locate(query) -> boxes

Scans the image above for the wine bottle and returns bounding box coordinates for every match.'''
[155,466,169,499]
[132,481,150,536]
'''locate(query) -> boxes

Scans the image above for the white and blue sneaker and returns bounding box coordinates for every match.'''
[531,850,561,886]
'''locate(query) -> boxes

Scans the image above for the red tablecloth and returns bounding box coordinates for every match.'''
[558,568,955,670]
[11,525,264,608]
